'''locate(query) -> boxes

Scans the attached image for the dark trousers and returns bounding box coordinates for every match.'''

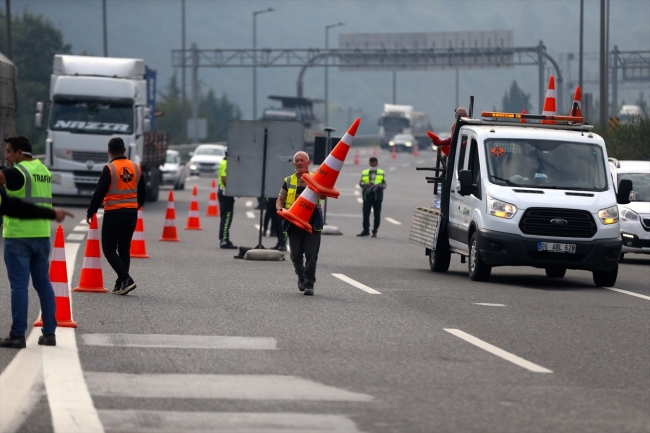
[263,198,284,245]
[102,209,138,282]
[362,198,383,233]
[287,225,321,287]
[218,190,235,242]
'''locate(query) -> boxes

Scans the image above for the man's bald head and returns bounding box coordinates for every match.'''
[293,151,310,175]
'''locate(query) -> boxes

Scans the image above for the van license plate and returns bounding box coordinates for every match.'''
[537,242,576,253]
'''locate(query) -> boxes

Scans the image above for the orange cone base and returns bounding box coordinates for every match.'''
[160,237,181,242]
[277,209,312,233]
[73,285,109,293]
[184,225,202,230]
[301,174,340,199]
[34,297,77,328]
[206,209,218,217]
[131,252,150,258]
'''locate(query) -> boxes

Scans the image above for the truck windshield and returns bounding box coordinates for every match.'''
[484,139,608,191]
[618,173,650,202]
[50,100,134,134]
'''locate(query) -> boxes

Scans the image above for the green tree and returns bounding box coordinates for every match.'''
[0,10,72,152]
[200,89,242,142]
[502,80,532,113]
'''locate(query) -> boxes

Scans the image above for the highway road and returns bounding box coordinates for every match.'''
[1,147,648,433]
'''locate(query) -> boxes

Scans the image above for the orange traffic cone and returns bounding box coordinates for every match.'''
[391,146,397,159]
[73,215,109,293]
[570,86,583,119]
[521,108,527,123]
[541,75,557,124]
[277,186,320,234]
[185,185,202,230]
[206,179,219,216]
[34,225,77,328]
[372,147,377,158]
[354,149,360,165]
[302,118,360,199]
[130,207,150,258]
[160,190,180,241]
[413,143,419,157]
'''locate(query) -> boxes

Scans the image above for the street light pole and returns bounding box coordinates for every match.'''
[253,7,275,121]
[181,0,186,141]
[5,0,12,60]
[102,0,108,57]
[325,22,344,128]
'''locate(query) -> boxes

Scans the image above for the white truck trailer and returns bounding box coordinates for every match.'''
[0,52,17,166]
[378,104,432,150]
[35,55,167,202]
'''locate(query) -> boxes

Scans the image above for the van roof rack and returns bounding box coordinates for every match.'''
[459,111,594,131]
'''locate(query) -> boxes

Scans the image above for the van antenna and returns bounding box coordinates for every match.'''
[469,96,474,118]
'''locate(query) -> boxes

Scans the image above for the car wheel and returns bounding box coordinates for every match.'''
[468,233,491,281]
[593,265,618,287]
[545,267,566,278]
[428,248,451,273]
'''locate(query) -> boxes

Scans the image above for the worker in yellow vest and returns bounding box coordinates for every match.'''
[87,137,146,295]
[358,157,386,238]
[218,151,237,249]
[0,136,74,349]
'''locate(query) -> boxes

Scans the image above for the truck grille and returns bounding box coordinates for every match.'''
[72,151,109,163]
[519,208,597,238]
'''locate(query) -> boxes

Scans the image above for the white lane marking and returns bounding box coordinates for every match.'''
[98,410,363,432]
[85,373,374,401]
[604,287,650,301]
[401,163,410,167]
[354,184,361,189]
[246,211,255,219]
[444,329,552,373]
[385,217,402,225]
[245,200,253,207]
[354,190,361,196]
[73,225,89,232]
[82,334,277,350]
[388,166,396,171]
[67,233,86,241]
[79,219,89,225]
[254,224,260,230]
[332,273,381,294]
[473,303,506,307]
[356,197,363,204]
[326,213,362,218]
[0,331,43,433]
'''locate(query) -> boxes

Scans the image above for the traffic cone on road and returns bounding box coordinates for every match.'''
[130,207,150,258]
[277,186,320,234]
[160,190,180,242]
[541,75,557,124]
[185,185,202,230]
[354,149,360,165]
[34,225,77,328]
[206,179,219,216]
[570,86,583,119]
[301,118,361,199]
[391,146,397,159]
[73,215,109,293]
[413,143,419,157]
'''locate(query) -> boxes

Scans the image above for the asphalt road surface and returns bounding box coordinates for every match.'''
[1,147,648,433]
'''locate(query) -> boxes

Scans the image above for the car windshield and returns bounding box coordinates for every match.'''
[618,173,650,202]
[394,134,415,141]
[165,153,179,164]
[195,147,224,156]
[485,139,608,191]
[50,100,133,134]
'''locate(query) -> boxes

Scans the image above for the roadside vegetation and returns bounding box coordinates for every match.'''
[599,111,650,161]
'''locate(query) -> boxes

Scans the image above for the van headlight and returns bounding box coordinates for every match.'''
[598,205,619,224]
[487,195,517,219]
[619,207,639,222]
[190,164,197,171]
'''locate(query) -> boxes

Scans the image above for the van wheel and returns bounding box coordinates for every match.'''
[545,267,566,278]
[468,233,491,281]
[429,248,451,273]
[593,265,618,287]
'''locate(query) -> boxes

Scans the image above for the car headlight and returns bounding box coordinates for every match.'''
[190,164,197,170]
[487,195,517,219]
[388,141,395,146]
[598,205,618,224]
[619,207,639,222]
[405,142,412,146]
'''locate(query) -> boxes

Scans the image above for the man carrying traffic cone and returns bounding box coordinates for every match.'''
[86,137,146,295]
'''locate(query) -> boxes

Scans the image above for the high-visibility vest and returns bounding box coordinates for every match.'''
[361,168,384,186]
[103,158,141,211]
[219,159,227,189]
[3,159,53,238]
[284,172,321,209]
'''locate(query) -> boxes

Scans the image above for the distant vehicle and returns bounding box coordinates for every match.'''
[188,144,226,176]
[0,52,17,167]
[160,150,187,190]
[618,105,644,124]
[610,159,650,260]
[388,133,417,153]
[262,95,324,155]
[378,104,432,150]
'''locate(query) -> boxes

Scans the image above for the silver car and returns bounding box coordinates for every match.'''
[160,150,187,190]
[188,144,226,176]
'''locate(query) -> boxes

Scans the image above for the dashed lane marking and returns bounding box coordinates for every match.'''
[354,190,360,196]
[73,225,89,231]
[245,200,253,207]
[444,329,553,373]
[385,217,402,225]
[246,211,255,219]
[356,198,363,204]
[388,167,396,171]
[332,274,381,294]
[604,287,650,301]
[67,233,86,241]
[473,303,506,307]
[82,334,278,350]
[401,163,410,168]
[326,213,361,218]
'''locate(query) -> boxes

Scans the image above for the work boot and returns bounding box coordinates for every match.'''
[113,279,123,294]
[357,231,370,237]
[220,241,238,249]
[297,278,306,292]
[116,277,137,296]
[272,243,287,251]
[304,285,314,296]
[371,231,377,238]
[0,333,26,349]
[38,334,56,346]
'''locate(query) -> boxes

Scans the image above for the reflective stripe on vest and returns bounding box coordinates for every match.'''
[3,159,53,238]
[103,159,141,210]
[361,168,384,185]
[284,172,321,209]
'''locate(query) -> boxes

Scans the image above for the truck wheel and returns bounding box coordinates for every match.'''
[429,248,451,273]
[145,167,160,202]
[545,267,566,278]
[593,265,618,287]
[468,233,491,281]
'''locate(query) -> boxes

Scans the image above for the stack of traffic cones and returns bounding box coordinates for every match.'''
[391,146,397,159]
[206,179,219,216]
[73,215,109,293]
[354,149,360,165]
[34,225,77,328]
[541,75,557,124]
[130,207,150,258]
[185,186,202,230]
[160,190,180,242]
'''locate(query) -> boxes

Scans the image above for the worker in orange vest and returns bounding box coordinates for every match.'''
[86,137,146,296]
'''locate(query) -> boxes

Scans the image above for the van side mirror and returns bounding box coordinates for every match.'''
[617,179,633,205]
[459,170,472,196]
[35,101,44,129]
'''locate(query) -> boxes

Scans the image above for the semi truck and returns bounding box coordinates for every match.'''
[378,104,432,150]
[409,103,632,287]
[0,52,17,166]
[261,95,324,155]
[34,55,167,202]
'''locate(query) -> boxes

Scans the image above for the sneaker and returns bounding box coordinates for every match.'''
[371,232,377,238]
[116,277,137,295]
[357,231,370,237]
[298,279,306,292]
[220,241,238,249]
[0,333,26,349]
[304,286,314,296]
[113,279,123,294]
[38,334,56,346]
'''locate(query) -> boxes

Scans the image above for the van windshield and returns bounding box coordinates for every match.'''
[484,139,608,191]
[618,173,650,202]
[50,100,134,134]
